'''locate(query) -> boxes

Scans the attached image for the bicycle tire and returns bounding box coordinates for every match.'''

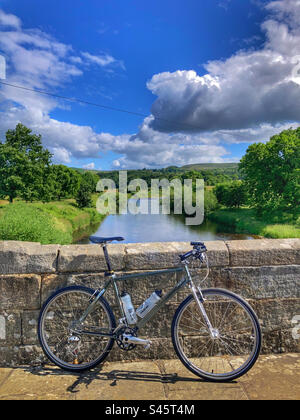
[172,288,261,382]
[38,285,116,372]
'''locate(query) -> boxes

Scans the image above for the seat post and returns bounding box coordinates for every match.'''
[101,244,113,274]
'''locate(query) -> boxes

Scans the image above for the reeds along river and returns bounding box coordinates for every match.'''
[75,198,259,244]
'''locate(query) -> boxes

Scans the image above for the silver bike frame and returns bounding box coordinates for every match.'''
[75,250,215,339]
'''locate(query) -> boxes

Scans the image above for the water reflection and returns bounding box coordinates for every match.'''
[76,198,258,244]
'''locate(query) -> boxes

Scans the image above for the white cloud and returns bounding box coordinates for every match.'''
[0,8,128,164]
[82,162,95,170]
[81,52,125,71]
[0,9,21,29]
[113,160,121,167]
[147,1,300,134]
[1,2,300,170]
[81,52,116,67]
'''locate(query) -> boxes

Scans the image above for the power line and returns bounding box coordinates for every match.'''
[0,80,148,119]
[0,80,228,134]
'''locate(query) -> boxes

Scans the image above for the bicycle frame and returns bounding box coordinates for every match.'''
[76,258,212,338]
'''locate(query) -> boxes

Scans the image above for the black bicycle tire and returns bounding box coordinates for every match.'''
[38,285,116,372]
[171,288,261,382]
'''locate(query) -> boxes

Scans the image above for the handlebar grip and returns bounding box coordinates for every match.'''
[179,250,194,261]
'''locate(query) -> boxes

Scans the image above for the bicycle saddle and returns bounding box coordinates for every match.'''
[89,236,125,244]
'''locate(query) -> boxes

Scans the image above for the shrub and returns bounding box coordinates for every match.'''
[215,181,248,208]
[76,183,93,209]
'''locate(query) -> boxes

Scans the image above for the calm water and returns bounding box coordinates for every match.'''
[75,198,258,244]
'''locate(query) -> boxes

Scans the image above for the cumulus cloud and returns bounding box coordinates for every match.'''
[147,0,300,134]
[1,2,300,169]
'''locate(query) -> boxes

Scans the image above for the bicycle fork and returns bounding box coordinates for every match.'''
[184,265,219,340]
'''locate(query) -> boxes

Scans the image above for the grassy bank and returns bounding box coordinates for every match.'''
[208,208,300,239]
[0,196,104,244]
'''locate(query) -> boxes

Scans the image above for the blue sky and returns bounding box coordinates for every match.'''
[0,0,300,169]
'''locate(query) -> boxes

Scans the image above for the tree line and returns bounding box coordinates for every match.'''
[98,167,239,189]
[1,123,299,217]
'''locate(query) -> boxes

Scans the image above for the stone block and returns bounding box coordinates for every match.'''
[249,298,300,332]
[124,241,229,270]
[0,274,41,310]
[0,241,59,274]
[226,238,300,267]
[41,273,107,303]
[217,265,300,300]
[57,244,125,273]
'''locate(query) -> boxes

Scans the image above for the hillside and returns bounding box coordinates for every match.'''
[180,162,239,170]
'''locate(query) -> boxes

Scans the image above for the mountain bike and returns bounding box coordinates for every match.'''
[38,236,261,382]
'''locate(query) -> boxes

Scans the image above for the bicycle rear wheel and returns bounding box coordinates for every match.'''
[172,288,261,381]
[38,285,116,371]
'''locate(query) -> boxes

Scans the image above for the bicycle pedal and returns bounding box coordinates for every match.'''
[124,334,151,348]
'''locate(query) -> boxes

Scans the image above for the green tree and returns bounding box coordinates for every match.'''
[239,128,300,212]
[51,165,81,200]
[215,181,248,208]
[76,182,93,208]
[0,124,52,203]
[81,171,99,193]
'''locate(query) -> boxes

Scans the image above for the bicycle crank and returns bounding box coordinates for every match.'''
[123,334,152,350]
[116,326,151,351]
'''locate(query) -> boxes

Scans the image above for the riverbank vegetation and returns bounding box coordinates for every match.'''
[0,196,104,244]
[0,124,103,244]
[209,208,300,238]
[209,127,300,238]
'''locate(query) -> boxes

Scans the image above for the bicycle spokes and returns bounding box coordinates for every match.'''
[172,289,261,380]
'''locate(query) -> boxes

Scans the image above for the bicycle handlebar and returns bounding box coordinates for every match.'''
[179,250,194,261]
[179,242,207,262]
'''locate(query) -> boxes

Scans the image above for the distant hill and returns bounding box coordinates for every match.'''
[72,161,240,186]
[72,162,240,173]
[71,167,98,174]
[180,162,239,171]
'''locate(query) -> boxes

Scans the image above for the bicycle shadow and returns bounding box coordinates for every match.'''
[24,363,232,394]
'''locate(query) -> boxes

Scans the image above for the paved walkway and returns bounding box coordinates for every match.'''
[0,353,299,400]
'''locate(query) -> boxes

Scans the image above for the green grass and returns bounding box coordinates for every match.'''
[0,196,104,244]
[208,208,300,239]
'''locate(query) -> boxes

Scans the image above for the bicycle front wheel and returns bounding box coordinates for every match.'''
[38,285,116,372]
[172,288,261,381]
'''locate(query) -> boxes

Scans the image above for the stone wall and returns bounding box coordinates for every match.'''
[0,238,299,367]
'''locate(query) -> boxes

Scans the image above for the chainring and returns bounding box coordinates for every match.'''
[116,326,137,351]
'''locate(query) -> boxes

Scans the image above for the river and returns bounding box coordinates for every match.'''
[75,198,258,244]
